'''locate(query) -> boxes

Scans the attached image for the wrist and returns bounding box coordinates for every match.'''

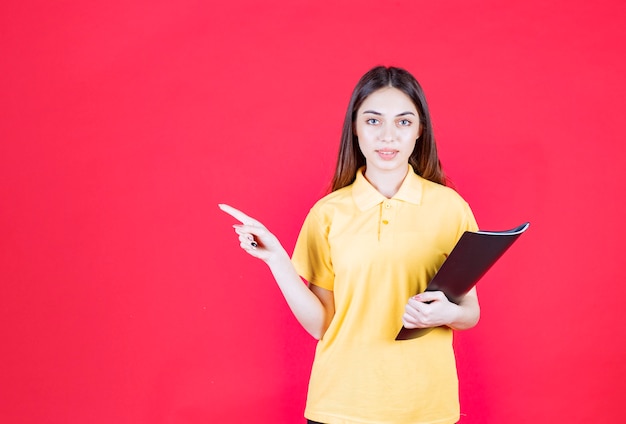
[265,247,290,267]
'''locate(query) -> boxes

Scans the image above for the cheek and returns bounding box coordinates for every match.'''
[402,133,418,154]
[399,128,419,144]
[356,125,377,143]
[356,137,368,155]
[355,128,375,146]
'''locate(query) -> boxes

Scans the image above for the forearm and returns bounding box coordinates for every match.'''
[266,250,329,339]
[218,204,331,339]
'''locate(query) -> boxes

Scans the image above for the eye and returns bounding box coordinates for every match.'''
[398,119,412,126]
[366,118,380,125]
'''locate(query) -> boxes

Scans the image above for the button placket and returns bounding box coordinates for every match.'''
[381,201,393,229]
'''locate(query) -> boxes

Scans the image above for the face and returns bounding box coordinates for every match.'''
[354,87,422,177]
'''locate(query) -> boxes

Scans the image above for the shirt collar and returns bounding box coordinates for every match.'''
[352,165,424,211]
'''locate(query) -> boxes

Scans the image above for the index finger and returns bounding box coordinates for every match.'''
[218,203,261,226]
[414,291,445,303]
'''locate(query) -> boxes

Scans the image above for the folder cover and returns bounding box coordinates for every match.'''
[396,222,530,340]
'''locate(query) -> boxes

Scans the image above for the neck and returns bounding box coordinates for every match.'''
[363,166,408,198]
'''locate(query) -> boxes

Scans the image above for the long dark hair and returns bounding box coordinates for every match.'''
[330,66,446,192]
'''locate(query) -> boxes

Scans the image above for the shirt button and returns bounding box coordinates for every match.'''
[384,203,391,209]
[382,220,389,225]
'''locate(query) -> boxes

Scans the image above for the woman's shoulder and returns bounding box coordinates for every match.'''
[418,177,477,231]
[421,177,469,205]
[418,177,474,222]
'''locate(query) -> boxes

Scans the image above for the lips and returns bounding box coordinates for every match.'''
[376,149,398,160]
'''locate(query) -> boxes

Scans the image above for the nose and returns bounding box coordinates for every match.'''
[379,122,396,142]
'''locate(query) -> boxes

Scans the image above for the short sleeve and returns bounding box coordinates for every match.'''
[452,198,479,242]
[291,208,334,290]
[463,200,479,233]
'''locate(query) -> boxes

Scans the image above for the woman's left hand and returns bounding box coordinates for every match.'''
[402,291,461,329]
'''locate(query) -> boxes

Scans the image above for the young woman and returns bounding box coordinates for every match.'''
[219,66,480,424]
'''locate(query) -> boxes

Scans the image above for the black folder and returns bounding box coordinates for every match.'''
[396,222,530,340]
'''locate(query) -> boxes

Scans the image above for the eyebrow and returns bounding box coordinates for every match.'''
[361,110,416,117]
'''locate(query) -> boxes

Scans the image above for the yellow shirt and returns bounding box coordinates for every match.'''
[292,166,478,424]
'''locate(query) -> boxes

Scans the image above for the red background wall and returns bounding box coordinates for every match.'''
[2,0,625,422]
